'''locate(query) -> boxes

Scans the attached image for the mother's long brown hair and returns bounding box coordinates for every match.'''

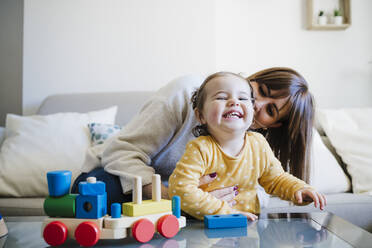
[248,67,314,183]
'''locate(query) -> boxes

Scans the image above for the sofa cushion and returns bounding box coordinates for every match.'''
[310,129,351,193]
[0,127,4,147]
[317,108,372,194]
[0,106,117,197]
[0,198,45,216]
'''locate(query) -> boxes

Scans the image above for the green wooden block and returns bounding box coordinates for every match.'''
[44,194,78,217]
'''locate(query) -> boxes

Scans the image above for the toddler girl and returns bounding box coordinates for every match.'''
[168,72,326,220]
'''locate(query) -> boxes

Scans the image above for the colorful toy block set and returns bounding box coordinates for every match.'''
[42,171,186,246]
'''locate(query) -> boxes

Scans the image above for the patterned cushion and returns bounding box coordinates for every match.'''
[88,123,121,145]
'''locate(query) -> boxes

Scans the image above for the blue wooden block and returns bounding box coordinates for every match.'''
[76,193,107,219]
[172,196,181,218]
[47,170,72,197]
[111,203,121,218]
[204,214,248,229]
[78,181,106,196]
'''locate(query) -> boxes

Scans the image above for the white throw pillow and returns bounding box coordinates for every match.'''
[309,128,351,193]
[0,106,117,197]
[317,108,372,194]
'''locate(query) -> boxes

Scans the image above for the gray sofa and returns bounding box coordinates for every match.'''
[1,91,371,232]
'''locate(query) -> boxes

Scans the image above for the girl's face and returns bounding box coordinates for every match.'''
[249,81,291,129]
[196,75,254,137]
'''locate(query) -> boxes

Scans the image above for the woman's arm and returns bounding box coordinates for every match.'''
[101,75,204,196]
[101,98,180,196]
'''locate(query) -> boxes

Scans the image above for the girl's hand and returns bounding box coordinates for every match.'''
[143,183,170,199]
[295,188,327,210]
[199,173,238,207]
[236,211,258,221]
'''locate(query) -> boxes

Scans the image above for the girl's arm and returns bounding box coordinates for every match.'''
[255,134,311,203]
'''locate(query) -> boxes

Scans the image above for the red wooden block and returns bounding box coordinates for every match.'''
[132,219,155,243]
[75,221,100,247]
[43,221,68,246]
[157,214,179,238]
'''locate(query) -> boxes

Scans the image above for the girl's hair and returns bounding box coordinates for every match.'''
[248,67,314,182]
[191,71,251,137]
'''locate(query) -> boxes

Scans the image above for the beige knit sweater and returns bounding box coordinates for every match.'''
[80,74,204,193]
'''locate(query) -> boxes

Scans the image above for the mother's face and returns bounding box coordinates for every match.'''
[249,81,291,129]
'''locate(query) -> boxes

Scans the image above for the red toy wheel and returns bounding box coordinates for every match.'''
[157,214,179,238]
[132,219,155,243]
[75,221,100,247]
[43,221,68,246]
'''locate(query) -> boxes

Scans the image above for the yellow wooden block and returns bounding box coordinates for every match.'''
[122,199,171,217]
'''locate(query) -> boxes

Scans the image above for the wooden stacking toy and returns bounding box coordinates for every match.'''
[42,171,186,246]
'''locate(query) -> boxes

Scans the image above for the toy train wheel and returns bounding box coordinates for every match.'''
[157,214,179,238]
[43,221,68,246]
[132,218,155,243]
[75,221,100,247]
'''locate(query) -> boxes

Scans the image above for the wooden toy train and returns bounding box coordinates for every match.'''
[42,171,186,246]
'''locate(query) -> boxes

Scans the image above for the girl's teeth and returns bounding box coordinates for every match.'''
[225,112,240,118]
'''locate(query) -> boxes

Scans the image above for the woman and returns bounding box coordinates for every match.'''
[72,67,314,210]
[248,68,314,182]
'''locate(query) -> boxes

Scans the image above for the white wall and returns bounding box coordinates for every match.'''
[23,0,216,114]
[0,0,23,126]
[22,0,372,114]
[216,0,372,108]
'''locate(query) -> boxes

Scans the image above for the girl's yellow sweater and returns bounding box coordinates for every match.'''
[169,132,311,220]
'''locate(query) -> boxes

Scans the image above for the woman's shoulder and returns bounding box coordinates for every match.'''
[139,74,205,122]
[155,74,205,99]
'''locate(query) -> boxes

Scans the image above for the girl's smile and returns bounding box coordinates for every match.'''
[222,110,243,119]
